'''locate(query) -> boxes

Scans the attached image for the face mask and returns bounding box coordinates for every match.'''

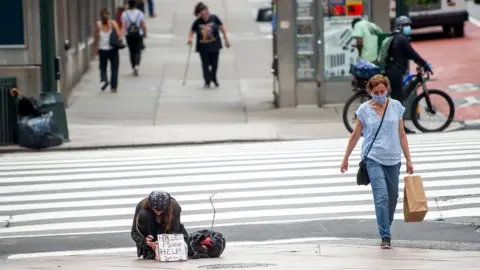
[371,92,388,104]
[402,26,412,36]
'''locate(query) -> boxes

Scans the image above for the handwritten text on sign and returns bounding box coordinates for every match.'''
[156,234,188,262]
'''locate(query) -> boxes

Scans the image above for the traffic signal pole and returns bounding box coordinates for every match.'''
[39,0,69,141]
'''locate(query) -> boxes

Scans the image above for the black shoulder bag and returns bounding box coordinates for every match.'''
[357,99,389,186]
[109,21,126,50]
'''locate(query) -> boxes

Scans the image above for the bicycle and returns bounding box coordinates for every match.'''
[342,65,455,133]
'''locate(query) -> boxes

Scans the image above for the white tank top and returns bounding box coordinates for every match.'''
[98,21,112,50]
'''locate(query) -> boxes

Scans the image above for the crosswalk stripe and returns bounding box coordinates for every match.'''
[2,152,480,177]
[1,131,480,239]
[8,188,480,223]
[1,135,479,162]
[1,159,478,185]
[2,147,480,172]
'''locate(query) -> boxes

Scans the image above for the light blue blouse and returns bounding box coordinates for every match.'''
[355,98,405,166]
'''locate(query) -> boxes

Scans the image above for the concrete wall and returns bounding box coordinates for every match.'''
[0,0,126,106]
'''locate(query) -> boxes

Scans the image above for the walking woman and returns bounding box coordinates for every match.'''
[340,75,414,249]
[122,0,147,76]
[131,191,188,259]
[188,2,230,88]
[94,8,122,92]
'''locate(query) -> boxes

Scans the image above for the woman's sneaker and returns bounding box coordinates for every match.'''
[380,237,391,249]
[101,80,109,91]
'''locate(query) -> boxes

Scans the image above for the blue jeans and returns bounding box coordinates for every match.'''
[366,158,401,239]
[147,0,154,16]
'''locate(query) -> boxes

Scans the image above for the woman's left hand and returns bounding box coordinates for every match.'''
[406,160,414,174]
[225,40,230,48]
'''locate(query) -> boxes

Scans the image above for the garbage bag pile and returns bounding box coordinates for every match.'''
[17,96,63,150]
[350,59,382,80]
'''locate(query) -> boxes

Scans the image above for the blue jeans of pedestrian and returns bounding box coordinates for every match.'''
[147,0,154,16]
[365,158,401,239]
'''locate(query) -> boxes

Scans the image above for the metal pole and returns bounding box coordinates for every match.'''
[39,0,69,141]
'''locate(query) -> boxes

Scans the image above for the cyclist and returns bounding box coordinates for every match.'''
[385,16,432,134]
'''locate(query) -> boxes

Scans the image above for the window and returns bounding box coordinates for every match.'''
[406,0,441,12]
[295,0,316,80]
[0,0,25,46]
[321,0,371,79]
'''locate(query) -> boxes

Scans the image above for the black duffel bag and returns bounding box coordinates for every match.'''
[187,230,226,259]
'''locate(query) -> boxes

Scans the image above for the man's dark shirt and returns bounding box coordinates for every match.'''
[387,32,427,73]
[191,15,223,54]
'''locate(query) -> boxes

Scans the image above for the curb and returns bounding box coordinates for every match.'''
[0,138,306,154]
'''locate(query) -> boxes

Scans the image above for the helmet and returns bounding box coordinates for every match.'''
[395,16,412,28]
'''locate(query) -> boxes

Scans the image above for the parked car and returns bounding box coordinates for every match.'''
[389,0,468,37]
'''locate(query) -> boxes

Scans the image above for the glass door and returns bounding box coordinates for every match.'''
[295,0,317,81]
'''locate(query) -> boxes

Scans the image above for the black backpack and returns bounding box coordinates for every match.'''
[187,230,226,259]
[126,11,141,37]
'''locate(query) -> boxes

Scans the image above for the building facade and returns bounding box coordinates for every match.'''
[0,0,126,106]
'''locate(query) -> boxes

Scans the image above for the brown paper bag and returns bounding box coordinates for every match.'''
[403,175,428,222]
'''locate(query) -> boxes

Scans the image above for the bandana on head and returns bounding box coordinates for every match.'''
[149,191,170,212]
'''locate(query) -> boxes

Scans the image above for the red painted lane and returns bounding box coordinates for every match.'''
[410,22,480,121]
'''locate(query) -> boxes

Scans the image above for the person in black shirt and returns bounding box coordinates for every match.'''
[188,2,230,88]
[131,191,188,259]
[385,16,432,134]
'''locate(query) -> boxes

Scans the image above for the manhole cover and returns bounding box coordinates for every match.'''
[198,263,277,269]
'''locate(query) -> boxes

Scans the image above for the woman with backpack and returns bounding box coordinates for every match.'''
[131,191,188,260]
[122,0,147,76]
[94,8,123,93]
[187,2,230,88]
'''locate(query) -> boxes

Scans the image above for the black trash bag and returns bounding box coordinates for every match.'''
[17,96,47,118]
[16,96,63,150]
[187,230,226,259]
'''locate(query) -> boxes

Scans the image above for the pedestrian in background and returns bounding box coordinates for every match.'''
[340,75,413,249]
[94,8,122,93]
[384,16,432,134]
[122,0,147,76]
[147,0,156,17]
[187,2,230,89]
[135,0,145,13]
[351,17,383,63]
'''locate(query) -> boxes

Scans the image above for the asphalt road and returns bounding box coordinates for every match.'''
[2,132,480,259]
[1,219,480,259]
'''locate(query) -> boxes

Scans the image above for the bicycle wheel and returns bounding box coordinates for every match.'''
[410,89,455,132]
[342,92,371,133]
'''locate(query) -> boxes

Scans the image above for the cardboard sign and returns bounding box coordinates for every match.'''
[403,175,429,222]
[155,234,188,262]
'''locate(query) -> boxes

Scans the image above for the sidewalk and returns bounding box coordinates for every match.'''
[0,0,352,152]
[0,0,474,153]
[3,244,480,269]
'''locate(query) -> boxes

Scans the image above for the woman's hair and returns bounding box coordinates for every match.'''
[194,2,208,17]
[367,74,390,92]
[100,8,110,25]
[128,0,137,9]
[139,196,174,233]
